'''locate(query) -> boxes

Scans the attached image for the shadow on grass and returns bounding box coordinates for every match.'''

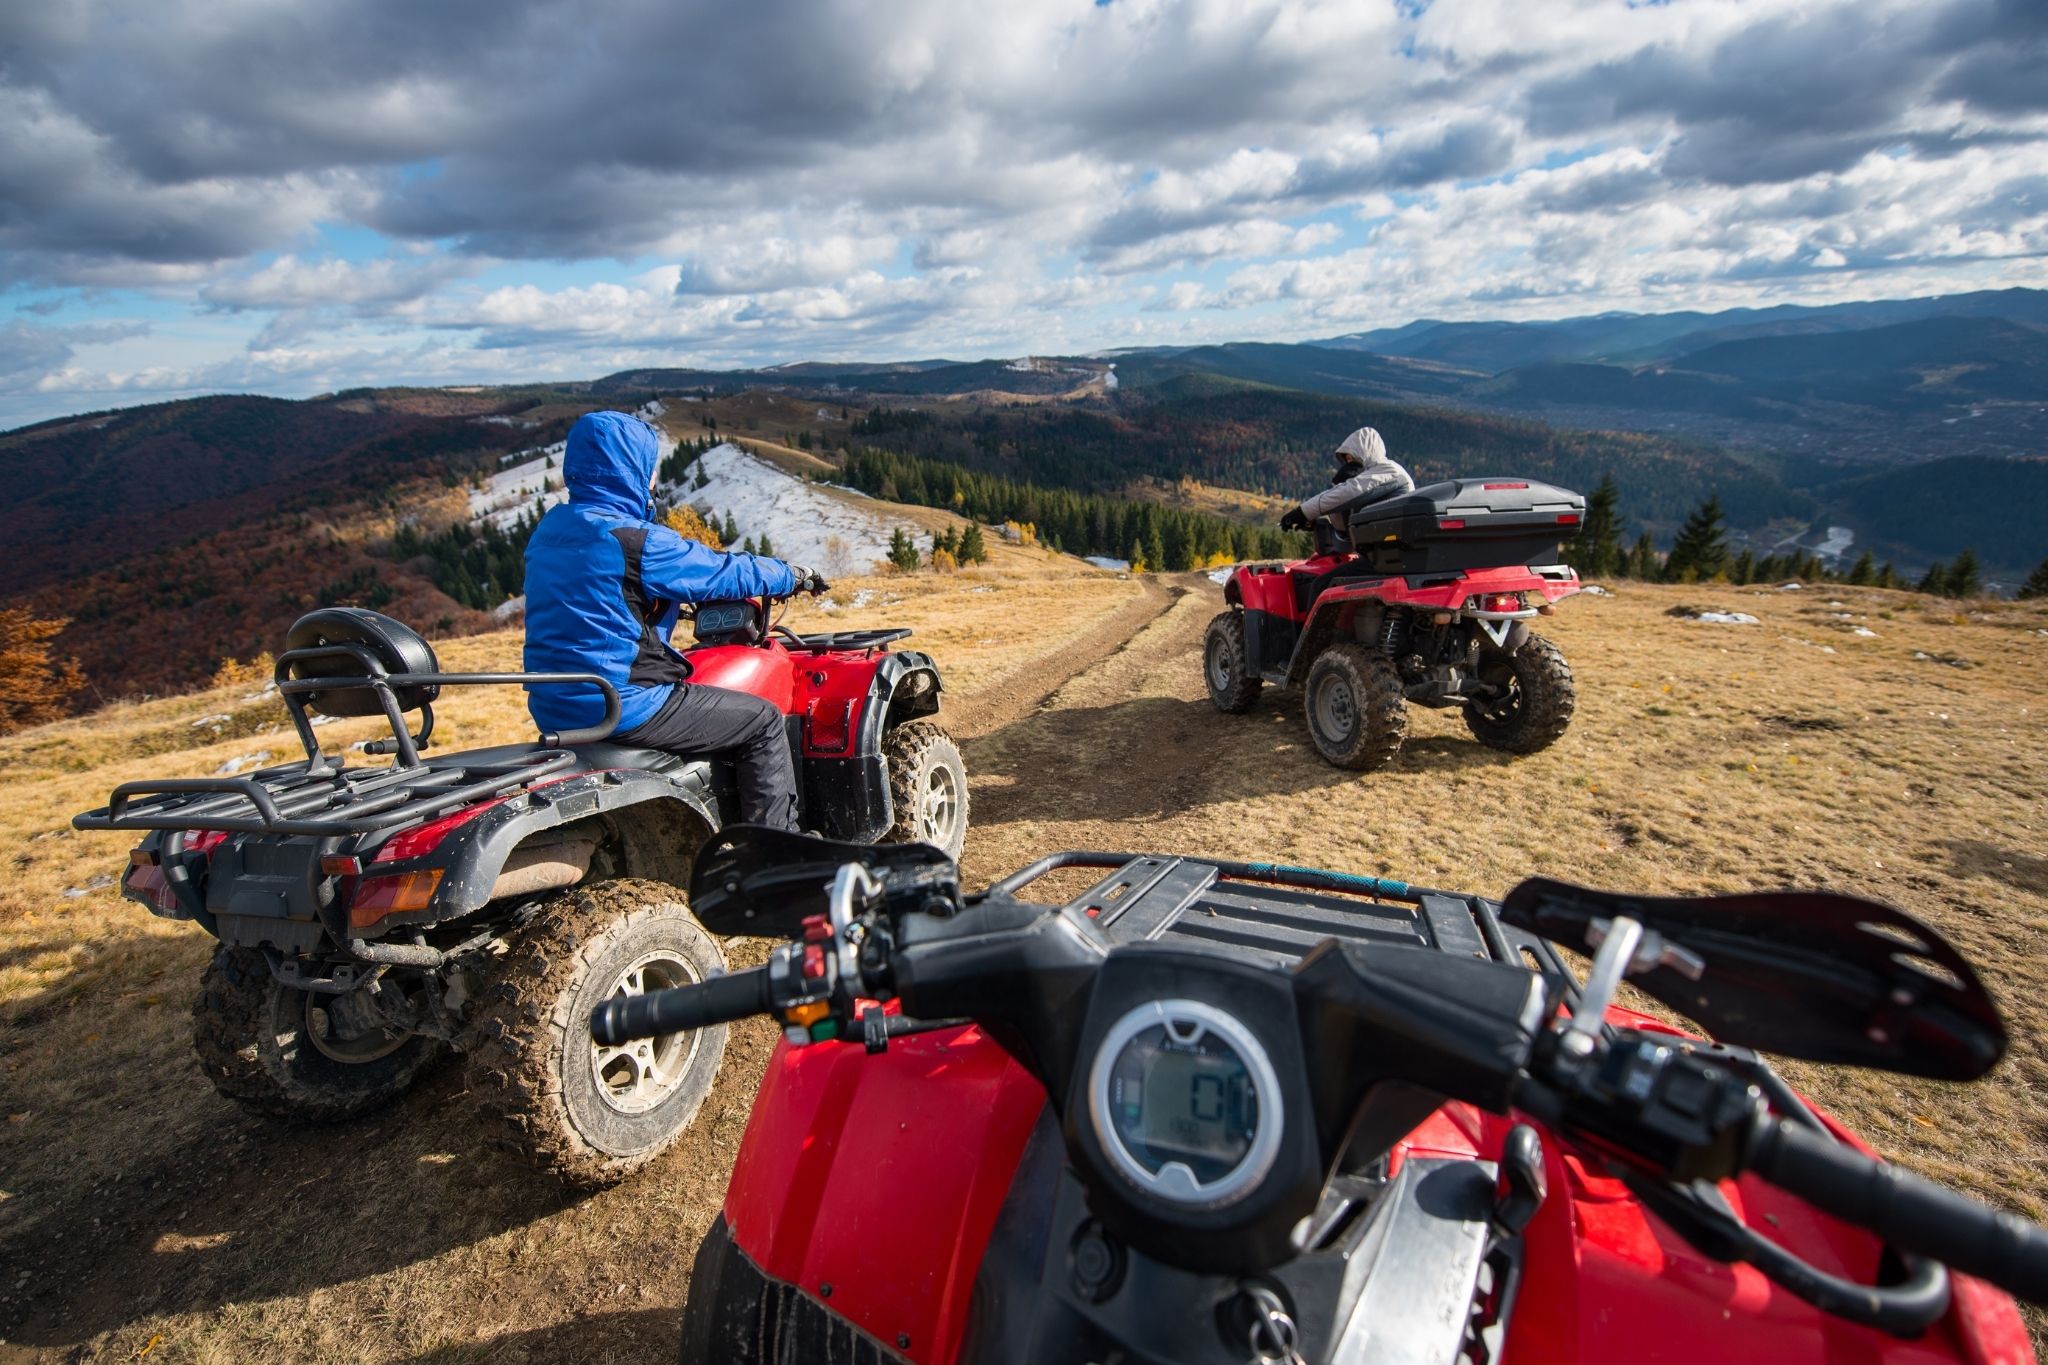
[404,1307,679,1364]
[0,1062,571,1349]
[964,692,1517,828]
[1938,839,2048,898]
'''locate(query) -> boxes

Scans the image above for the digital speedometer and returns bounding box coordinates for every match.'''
[1086,999,1283,1209]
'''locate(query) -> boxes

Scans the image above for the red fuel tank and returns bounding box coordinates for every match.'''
[684,644,796,713]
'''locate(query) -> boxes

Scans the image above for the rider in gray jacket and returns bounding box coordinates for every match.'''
[1280,427,1415,554]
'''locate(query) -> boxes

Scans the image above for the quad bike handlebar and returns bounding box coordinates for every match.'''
[596,833,2048,1326]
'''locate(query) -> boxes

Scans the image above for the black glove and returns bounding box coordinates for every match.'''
[786,565,830,595]
[1279,507,1309,532]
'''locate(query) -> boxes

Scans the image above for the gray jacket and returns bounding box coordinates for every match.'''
[1299,427,1414,522]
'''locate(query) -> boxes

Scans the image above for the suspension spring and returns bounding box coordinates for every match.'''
[1376,610,1409,657]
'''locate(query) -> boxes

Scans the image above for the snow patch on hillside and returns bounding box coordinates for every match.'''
[469,442,567,528]
[661,442,901,577]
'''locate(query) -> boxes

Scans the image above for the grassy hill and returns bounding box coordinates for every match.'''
[1,562,2044,1358]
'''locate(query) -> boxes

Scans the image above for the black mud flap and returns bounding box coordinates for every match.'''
[680,1215,907,1365]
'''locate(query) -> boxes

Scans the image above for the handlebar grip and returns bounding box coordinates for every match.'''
[1753,1117,2048,1304]
[589,966,772,1046]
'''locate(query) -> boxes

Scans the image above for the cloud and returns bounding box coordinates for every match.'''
[0,0,2044,421]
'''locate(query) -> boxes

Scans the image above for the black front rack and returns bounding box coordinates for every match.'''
[73,641,623,839]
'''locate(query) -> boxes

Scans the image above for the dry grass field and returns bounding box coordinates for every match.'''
[2,554,2045,1361]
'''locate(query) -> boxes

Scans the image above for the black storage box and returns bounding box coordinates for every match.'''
[1347,477,1585,574]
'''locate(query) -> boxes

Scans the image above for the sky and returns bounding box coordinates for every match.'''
[3,0,2045,428]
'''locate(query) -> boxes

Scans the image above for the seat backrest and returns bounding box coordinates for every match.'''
[282,608,441,718]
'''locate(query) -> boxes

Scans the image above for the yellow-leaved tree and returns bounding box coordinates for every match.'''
[0,608,84,734]
[663,505,723,550]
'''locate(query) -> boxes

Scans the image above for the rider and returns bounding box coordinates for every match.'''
[1279,426,1414,556]
[522,410,824,831]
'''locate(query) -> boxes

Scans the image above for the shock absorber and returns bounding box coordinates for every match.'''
[1376,608,1410,658]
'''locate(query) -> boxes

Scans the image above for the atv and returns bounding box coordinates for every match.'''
[72,591,966,1189]
[1208,478,1586,769]
[599,828,2046,1364]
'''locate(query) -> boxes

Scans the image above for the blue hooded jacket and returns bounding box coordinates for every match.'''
[523,411,795,735]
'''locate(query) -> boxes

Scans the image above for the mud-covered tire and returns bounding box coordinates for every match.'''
[881,719,969,860]
[1464,632,1576,754]
[465,880,728,1191]
[192,946,440,1121]
[1204,610,1261,714]
[1302,643,1407,771]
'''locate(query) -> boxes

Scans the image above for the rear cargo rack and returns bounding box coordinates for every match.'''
[73,643,623,838]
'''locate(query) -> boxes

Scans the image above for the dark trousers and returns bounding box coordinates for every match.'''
[619,684,799,831]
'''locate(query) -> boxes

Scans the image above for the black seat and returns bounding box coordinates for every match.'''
[569,742,699,775]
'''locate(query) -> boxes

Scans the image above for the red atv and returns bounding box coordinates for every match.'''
[73,592,965,1189]
[1209,478,1586,769]
[597,828,2045,1365]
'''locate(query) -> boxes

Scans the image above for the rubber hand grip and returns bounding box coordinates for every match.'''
[1754,1117,2048,1305]
[589,966,772,1046]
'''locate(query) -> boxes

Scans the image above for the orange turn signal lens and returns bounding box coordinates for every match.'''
[348,869,444,928]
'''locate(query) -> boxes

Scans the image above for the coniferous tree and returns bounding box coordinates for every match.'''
[1626,532,1659,581]
[1128,537,1146,572]
[1730,550,1756,585]
[2017,556,2048,600]
[1567,474,1624,578]
[1945,548,1981,598]
[1145,525,1167,576]
[1917,561,1949,596]
[1846,551,1876,586]
[756,532,774,558]
[958,522,988,564]
[1663,496,1729,583]
[721,512,740,544]
[1878,563,1900,589]
[888,527,921,572]
[741,535,758,556]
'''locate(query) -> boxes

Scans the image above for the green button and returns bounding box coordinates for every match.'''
[809,1019,839,1042]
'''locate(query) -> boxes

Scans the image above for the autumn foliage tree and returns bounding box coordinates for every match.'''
[0,608,85,733]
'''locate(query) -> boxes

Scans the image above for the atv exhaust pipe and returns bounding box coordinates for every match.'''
[487,837,597,901]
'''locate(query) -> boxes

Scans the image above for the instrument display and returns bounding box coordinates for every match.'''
[1087,999,1282,1208]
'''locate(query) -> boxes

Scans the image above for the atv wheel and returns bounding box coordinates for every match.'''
[192,946,440,1121]
[1203,610,1261,714]
[466,880,728,1190]
[1302,644,1407,771]
[882,719,969,860]
[1464,632,1575,754]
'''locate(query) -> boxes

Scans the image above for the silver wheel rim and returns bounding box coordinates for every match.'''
[1207,637,1232,692]
[590,949,703,1116]
[918,760,962,845]
[1312,673,1357,742]
[300,992,409,1065]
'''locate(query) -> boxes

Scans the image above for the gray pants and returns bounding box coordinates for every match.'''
[619,684,799,830]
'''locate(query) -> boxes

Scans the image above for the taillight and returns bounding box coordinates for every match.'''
[1482,482,1528,490]
[1438,518,1466,530]
[1483,593,1524,613]
[122,863,181,914]
[806,699,854,754]
[187,829,230,856]
[1557,513,1581,525]
[349,869,445,928]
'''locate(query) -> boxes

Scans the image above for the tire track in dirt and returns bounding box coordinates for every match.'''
[944,574,1176,740]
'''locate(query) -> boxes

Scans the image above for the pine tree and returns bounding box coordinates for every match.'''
[1626,532,1659,581]
[1567,474,1624,578]
[1663,496,1729,583]
[1917,561,1948,596]
[741,535,758,556]
[888,527,921,572]
[757,532,775,559]
[958,522,988,564]
[1846,551,1876,586]
[1945,547,1981,598]
[721,512,739,544]
[2018,556,2048,600]
[694,467,710,491]
[1128,537,1146,572]
[1730,550,1755,585]
[1145,525,1167,576]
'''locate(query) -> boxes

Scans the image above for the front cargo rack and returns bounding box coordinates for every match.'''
[74,636,622,839]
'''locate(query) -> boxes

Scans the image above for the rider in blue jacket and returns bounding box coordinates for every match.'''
[523,410,822,830]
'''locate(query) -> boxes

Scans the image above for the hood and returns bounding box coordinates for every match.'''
[564,410,661,516]
[1333,426,1390,470]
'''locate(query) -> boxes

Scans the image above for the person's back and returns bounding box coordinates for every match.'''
[1280,426,1414,555]
[523,410,809,828]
